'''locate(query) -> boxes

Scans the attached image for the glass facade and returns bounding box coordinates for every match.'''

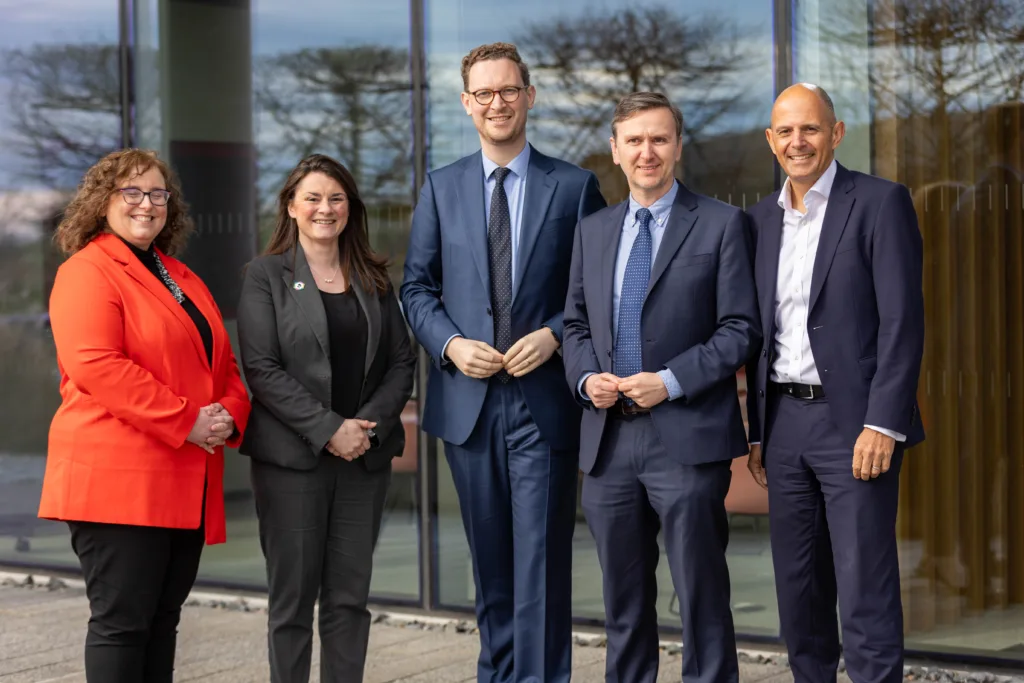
[0,0,1022,665]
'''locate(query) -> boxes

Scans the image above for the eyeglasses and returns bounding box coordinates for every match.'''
[468,86,528,106]
[118,188,171,206]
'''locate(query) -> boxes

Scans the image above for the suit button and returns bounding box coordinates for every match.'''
[606,351,612,357]
[823,369,829,373]
[758,390,764,397]
[486,308,492,316]
[762,349,767,357]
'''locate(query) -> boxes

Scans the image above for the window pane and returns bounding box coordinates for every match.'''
[0,1,121,571]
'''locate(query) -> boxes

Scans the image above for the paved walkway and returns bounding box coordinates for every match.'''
[0,574,1017,682]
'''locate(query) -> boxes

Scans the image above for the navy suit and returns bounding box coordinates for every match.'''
[745,162,925,683]
[401,144,605,683]
[563,185,760,683]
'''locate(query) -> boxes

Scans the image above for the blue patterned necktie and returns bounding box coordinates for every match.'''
[488,166,513,383]
[613,208,653,397]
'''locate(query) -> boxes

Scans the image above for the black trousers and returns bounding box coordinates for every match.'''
[68,521,205,683]
[251,455,391,683]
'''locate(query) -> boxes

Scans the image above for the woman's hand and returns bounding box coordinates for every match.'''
[326,419,377,461]
[186,404,234,453]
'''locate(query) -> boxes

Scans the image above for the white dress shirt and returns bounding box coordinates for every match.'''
[771,159,904,442]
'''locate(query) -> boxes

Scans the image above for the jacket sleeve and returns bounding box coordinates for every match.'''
[400,174,462,368]
[663,209,762,402]
[236,259,342,451]
[864,184,925,434]
[562,217,603,407]
[355,288,417,447]
[543,170,607,341]
[49,258,200,448]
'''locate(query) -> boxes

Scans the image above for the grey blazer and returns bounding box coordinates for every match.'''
[236,246,416,472]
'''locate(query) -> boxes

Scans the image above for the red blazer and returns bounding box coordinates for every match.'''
[38,233,251,544]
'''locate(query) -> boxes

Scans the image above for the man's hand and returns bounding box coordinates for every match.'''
[504,328,560,378]
[446,337,504,379]
[852,427,896,480]
[584,373,621,409]
[617,372,669,409]
[747,444,767,490]
[327,419,376,461]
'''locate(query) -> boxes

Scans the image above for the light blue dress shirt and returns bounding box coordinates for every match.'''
[580,181,683,401]
[442,145,531,361]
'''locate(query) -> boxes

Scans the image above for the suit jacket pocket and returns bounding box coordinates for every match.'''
[668,253,713,269]
[858,355,877,380]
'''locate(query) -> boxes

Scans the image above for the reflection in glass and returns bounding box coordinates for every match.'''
[428,0,777,636]
[797,0,1024,660]
[0,6,121,571]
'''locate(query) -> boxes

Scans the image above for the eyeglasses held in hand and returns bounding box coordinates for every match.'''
[118,188,172,206]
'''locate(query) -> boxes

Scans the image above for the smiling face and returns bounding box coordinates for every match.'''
[461,57,535,151]
[287,171,349,246]
[105,166,168,250]
[610,106,683,205]
[766,85,845,191]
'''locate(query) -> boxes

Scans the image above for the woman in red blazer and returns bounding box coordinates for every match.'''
[38,149,250,683]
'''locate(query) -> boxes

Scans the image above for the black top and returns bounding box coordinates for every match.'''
[320,288,367,419]
[122,238,214,366]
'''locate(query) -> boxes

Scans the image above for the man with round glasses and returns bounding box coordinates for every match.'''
[402,41,606,683]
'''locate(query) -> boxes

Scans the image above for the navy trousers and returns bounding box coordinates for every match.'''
[444,379,578,683]
[582,413,738,683]
[765,391,904,683]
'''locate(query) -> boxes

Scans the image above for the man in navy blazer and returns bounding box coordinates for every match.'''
[744,84,925,683]
[400,42,605,683]
[562,92,760,683]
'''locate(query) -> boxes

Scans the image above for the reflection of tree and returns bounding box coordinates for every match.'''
[1,44,122,188]
[811,0,1024,174]
[515,6,755,175]
[255,46,413,207]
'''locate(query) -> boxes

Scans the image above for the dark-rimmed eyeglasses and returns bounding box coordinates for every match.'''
[468,86,528,106]
[118,188,171,206]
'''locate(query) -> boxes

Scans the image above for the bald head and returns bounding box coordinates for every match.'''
[766,83,845,195]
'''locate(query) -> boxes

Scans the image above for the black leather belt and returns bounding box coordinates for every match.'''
[609,401,651,418]
[770,381,826,400]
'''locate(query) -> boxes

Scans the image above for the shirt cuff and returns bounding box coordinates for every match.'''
[578,372,596,401]
[440,334,462,365]
[658,368,683,401]
[865,424,906,442]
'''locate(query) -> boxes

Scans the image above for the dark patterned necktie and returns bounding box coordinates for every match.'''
[614,207,653,402]
[488,166,513,383]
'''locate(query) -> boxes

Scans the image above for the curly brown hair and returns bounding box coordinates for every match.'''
[54,149,194,256]
[460,42,531,91]
[264,154,391,296]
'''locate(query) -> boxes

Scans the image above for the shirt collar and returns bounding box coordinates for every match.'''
[778,158,838,211]
[483,144,531,181]
[628,180,679,228]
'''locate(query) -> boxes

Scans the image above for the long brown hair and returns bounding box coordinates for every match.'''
[55,149,193,256]
[265,154,390,295]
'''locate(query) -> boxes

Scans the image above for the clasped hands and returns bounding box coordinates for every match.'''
[187,403,235,454]
[584,372,668,409]
[326,419,377,461]
[446,329,560,379]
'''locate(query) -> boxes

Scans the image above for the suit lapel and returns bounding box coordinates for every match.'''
[808,164,856,313]
[645,186,697,299]
[284,247,331,359]
[760,200,784,339]
[513,146,556,302]
[601,201,630,343]
[349,276,380,379]
[456,153,491,294]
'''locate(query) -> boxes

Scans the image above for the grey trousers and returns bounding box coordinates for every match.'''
[252,455,391,683]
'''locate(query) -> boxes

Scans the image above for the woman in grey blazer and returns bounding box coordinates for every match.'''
[236,154,416,683]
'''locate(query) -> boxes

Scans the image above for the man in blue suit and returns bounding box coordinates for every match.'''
[562,92,760,683]
[744,84,925,683]
[400,42,605,683]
